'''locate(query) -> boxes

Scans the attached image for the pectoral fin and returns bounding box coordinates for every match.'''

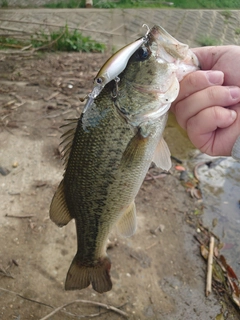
[117,202,137,237]
[121,128,149,168]
[152,137,171,171]
[232,135,240,161]
[49,180,72,227]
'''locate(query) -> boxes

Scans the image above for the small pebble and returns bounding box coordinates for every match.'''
[12,162,18,168]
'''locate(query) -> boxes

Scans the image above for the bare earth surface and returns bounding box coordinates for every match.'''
[0,49,238,320]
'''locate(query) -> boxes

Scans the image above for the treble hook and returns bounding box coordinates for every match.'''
[142,24,150,38]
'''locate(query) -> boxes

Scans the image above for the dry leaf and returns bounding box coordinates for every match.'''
[200,245,209,260]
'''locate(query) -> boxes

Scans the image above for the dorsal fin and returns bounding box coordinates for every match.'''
[59,118,79,168]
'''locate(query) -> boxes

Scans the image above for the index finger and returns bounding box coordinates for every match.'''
[176,70,224,103]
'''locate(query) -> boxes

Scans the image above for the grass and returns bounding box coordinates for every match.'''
[173,0,240,9]
[197,36,220,47]
[235,28,240,35]
[0,0,8,7]
[44,0,85,8]
[44,0,240,9]
[220,10,233,19]
[0,25,105,52]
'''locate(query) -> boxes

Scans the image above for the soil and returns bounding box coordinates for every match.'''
[0,51,238,320]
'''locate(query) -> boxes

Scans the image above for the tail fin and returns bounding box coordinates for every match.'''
[65,255,112,293]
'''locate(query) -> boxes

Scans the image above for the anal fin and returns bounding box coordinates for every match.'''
[117,201,137,237]
[49,180,72,227]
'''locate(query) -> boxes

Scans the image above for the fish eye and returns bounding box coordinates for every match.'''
[136,47,149,61]
[96,77,103,84]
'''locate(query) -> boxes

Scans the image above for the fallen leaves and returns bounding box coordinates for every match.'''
[197,224,240,310]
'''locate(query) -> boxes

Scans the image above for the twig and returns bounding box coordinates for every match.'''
[39,299,128,320]
[0,287,53,308]
[198,222,220,242]
[44,91,60,101]
[0,26,32,34]
[206,236,214,296]
[193,161,205,181]
[21,44,32,51]
[0,18,122,36]
[1,100,16,108]
[5,214,35,219]
[0,264,14,279]
[32,31,65,52]
[145,241,158,250]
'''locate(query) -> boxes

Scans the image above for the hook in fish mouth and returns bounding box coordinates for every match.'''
[142,23,150,39]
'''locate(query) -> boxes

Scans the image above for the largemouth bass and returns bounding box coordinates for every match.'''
[50,25,199,293]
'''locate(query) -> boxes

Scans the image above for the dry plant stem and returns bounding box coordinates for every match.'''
[206,236,214,296]
[39,299,128,320]
[32,31,65,52]
[5,214,35,218]
[0,287,53,308]
[0,19,121,36]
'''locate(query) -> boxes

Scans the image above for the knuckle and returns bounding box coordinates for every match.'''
[185,72,198,88]
[207,86,218,102]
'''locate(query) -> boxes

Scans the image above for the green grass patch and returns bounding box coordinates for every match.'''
[44,0,240,9]
[220,10,233,19]
[173,0,240,9]
[197,36,220,47]
[0,25,105,52]
[44,0,85,8]
[235,28,240,35]
[0,0,8,7]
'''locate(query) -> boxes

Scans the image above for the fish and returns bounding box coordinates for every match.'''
[49,24,199,293]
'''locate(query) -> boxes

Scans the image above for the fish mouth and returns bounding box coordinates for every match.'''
[148,25,189,62]
[148,24,200,70]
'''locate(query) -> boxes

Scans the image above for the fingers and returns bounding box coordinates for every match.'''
[174,70,224,103]
[192,46,240,87]
[173,85,240,130]
[187,105,239,156]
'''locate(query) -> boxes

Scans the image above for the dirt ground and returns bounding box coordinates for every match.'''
[0,51,239,320]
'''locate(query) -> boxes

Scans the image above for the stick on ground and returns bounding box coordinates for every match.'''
[206,236,214,296]
[39,299,128,320]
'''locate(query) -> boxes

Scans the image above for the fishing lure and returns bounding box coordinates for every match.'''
[83,35,148,112]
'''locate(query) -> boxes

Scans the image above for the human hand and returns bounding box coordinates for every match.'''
[171,45,240,157]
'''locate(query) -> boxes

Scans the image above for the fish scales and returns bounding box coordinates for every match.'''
[64,88,165,246]
[50,24,199,293]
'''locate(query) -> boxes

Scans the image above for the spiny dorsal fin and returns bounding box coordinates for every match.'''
[59,118,78,168]
[152,137,171,171]
[50,180,72,227]
[117,201,137,237]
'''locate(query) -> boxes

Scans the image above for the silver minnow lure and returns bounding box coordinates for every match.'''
[83,36,147,112]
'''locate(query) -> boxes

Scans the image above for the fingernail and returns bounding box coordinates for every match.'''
[229,87,240,99]
[206,70,224,85]
[230,110,237,120]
